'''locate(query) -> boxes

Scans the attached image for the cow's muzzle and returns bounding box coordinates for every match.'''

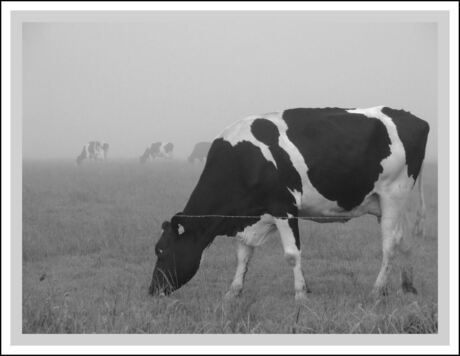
[148,270,173,297]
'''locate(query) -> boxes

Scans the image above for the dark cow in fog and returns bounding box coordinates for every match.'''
[140,142,174,163]
[76,141,109,165]
[102,142,109,159]
[188,142,212,163]
[149,106,429,301]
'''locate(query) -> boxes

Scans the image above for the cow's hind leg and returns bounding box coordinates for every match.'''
[225,241,254,299]
[275,217,309,301]
[399,216,418,295]
[373,192,417,296]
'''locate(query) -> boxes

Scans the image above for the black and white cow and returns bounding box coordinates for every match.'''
[76,141,109,165]
[140,142,174,163]
[149,106,429,301]
[188,141,212,163]
[152,142,174,159]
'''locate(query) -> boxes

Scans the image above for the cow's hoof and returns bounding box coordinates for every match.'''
[224,289,241,301]
[295,291,308,302]
[371,286,389,299]
[402,284,418,295]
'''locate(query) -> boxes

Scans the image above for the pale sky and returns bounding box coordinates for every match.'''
[23,13,437,160]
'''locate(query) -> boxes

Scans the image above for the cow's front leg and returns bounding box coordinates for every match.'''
[275,217,309,301]
[225,240,254,299]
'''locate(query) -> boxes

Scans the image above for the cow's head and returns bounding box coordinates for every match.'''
[139,148,150,164]
[149,217,202,296]
[76,146,87,165]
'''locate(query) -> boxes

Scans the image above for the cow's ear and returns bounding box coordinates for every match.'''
[162,220,179,238]
[170,215,179,231]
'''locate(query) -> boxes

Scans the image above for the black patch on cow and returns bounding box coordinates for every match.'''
[381,107,429,180]
[282,108,392,211]
[288,218,300,249]
[150,142,161,157]
[164,142,174,153]
[251,118,279,146]
[178,137,301,248]
[250,118,303,208]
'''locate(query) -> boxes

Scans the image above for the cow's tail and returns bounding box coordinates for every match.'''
[413,164,426,239]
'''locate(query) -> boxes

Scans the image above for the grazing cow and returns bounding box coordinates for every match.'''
[139,142,174,163]
[188,141,212,163]
[76,141,109,165]
[151,142,174,159]
[149,106,429,301]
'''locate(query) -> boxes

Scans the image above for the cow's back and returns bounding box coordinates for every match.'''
[217,106,429,216]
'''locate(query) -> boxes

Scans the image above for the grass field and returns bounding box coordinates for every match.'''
[22,160,438,333]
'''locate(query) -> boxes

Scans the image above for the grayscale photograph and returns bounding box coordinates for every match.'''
[21,11,439,335]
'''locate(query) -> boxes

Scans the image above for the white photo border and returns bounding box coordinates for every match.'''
[2,1,458,354]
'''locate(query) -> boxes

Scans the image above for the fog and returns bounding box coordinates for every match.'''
[23,13,437,161]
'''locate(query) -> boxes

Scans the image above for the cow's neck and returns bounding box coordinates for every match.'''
[181,183,260,247]
[179,139,267,248]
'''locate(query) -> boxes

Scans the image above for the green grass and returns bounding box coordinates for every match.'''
[22,160,438,333]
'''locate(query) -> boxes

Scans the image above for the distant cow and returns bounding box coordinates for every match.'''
[149,106,429,301]
[140,142,174,163]
[188,142,212,163]
[76,141,109,165]
[151,142,174,159]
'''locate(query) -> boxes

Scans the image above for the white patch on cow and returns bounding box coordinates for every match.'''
[220,116,277,168]
[177,224,185,235]
[347,106,414,191]
[264,114,302,197]
[287,188,302,207]
[264,112,341,214]
[347,106,407,182]
[236,214,277,246]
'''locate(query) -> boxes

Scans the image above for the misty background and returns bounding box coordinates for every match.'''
[23,13,437,161]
